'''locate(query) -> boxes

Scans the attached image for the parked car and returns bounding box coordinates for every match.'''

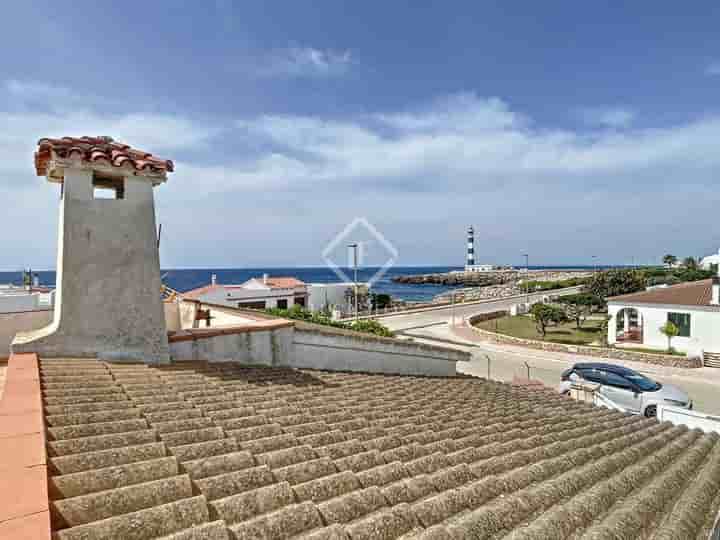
[559,362,692,417]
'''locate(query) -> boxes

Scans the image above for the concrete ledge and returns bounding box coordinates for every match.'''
[292,326,468,376]
[0,353,51,540]
[466,317,703,369]
[168,320,295,343]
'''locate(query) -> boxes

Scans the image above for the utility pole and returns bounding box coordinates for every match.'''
[592,255,598,274]
[523,253,529,304]
[348,243,359,321]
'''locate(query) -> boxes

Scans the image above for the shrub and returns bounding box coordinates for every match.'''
[264,306,393,337]
[348,319,394,337]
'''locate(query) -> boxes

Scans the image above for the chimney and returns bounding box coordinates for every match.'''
[263,273,269,285]
[713,266,720,305]
[211,274,217,286]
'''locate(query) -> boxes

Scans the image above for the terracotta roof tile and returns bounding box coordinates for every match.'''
[608,279,717,307]
[265,277,306,289]
[35,136,174,177]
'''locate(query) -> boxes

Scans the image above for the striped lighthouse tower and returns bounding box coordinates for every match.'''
[466,226,475,268]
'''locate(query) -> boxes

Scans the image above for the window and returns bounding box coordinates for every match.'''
[93,174,124,199]
[238,301,265,310]
[577,368,603,384]
[600,371,634,390]
[668,312,691,337]
[276,299,288,309]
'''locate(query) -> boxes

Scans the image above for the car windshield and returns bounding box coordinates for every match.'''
[623,371,661,391]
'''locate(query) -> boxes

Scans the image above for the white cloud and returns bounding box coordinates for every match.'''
[256,47,352,78]
[3,80,720,267]
[575,106,636,128]
[705,61,720,76]
[225,94,719,192]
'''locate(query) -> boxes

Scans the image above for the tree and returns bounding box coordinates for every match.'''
[584,269,645,300]
[662,254,677,267]
[659,321,680,353]
[563,302,591,329]
[530,303,567,338]
[683,256,698,270]
[371,293,392,310]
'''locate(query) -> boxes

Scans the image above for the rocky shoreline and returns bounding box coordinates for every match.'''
[393,269,591,287]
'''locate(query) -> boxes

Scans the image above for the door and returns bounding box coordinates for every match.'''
[599,371,642,413]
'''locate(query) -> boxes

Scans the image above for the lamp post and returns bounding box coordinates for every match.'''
[592,255,598,274]
[523,253,529,304]
[348,243,359,321]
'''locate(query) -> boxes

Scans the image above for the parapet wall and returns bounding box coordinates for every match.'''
[291,322,465,376]
[168,314,468,376]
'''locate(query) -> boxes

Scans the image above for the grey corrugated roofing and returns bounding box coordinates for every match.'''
[41,358,720,539]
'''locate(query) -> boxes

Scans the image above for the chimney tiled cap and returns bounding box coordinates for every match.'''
[35,136,174,177]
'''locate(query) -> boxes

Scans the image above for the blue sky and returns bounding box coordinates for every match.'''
[2,1,720,269]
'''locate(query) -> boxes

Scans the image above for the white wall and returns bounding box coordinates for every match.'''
[192,286,297,309]
[608,302,720,355]
[292,325,464,376]
[170,326,294,365]
[658,405,720,434]
[0,310,54,359]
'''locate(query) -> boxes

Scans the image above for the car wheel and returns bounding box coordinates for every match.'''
[644,405,657,418]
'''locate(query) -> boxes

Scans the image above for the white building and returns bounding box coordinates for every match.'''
[700,249,720,270]
[607,276,720,360]
[183,274,308,310]
[307,282,366,314]
[0,285,55,313]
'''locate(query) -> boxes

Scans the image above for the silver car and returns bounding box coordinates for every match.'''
[559,362,692,417]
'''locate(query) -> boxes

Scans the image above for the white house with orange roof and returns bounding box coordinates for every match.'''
[183,274,308,310]
[607,270,720,366]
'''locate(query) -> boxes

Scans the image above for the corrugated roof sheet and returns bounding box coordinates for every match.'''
[40,358,720,539]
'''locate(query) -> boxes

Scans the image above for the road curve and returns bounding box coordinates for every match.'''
[378,286,583,332]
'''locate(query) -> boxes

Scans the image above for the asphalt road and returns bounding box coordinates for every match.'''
[405,323,720,416]
[378,287,583,332]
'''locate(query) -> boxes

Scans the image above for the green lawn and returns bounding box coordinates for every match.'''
[476,315,603,345]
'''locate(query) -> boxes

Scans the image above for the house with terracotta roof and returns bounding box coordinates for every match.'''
[183,274,308,310]
[607,271,720,365]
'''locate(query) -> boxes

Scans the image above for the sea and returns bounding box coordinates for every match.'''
[0,265,615,302]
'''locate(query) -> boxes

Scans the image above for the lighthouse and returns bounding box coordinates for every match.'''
[466,226,475,267]
[464,226,494,272]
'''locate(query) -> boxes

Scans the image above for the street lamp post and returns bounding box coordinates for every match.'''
[523,253,529,304]
[592,255,598,274]
[348,243,359,321]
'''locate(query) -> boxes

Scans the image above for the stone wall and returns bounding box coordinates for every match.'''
[467,315,702,369]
